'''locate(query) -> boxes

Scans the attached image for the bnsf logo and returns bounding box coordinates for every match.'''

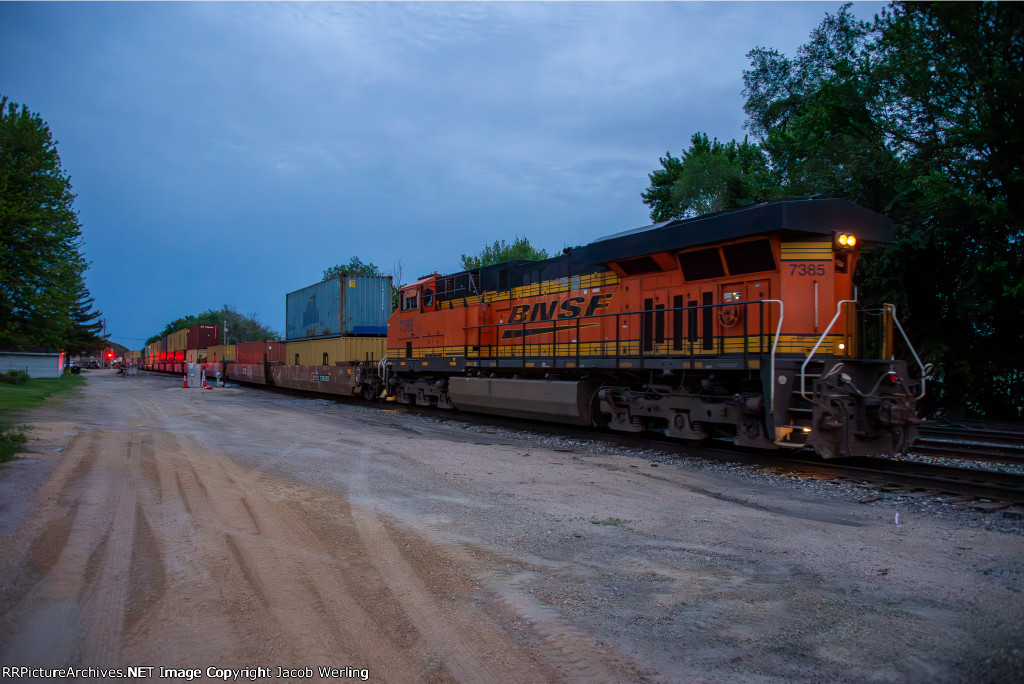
[507,293,613,323]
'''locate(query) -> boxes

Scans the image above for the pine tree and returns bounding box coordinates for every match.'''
[64,275,106,355]
[0,96,89,350]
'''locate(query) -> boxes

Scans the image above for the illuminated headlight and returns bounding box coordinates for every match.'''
[837,233,857,247]
[838,343,846,351]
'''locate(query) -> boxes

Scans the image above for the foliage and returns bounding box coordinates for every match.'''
[642,2,1022,417]
[322,256,384,281]
[63,274,107,356]
[0,374,84,414]
[460,237,549,271]
[641,133,776,222]
[0,96,97,351]
[322,256,405,311]
[145,305,280,346]
[0,425,26,463]
[0,370,30,385]
[0,373,83,463]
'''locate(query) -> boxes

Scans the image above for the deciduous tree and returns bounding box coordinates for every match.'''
[146,305,279,345]
[641,133,775,221]
[460,237,549,271]
[641,2,1023,415]
[322,257,384,280]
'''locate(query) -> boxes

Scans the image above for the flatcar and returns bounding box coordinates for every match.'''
[385,197,926,459]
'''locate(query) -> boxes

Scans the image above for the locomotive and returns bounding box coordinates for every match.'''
[385,197,925,459]
[138,197,925,459]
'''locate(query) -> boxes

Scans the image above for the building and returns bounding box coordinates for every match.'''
[0,349,66,378]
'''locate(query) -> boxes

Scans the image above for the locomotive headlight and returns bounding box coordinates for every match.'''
[834,232,858,251]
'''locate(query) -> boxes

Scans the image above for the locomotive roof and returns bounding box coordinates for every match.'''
[414,197,893,294]
[575,196,893,267]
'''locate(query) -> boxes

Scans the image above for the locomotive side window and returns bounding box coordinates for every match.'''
[401,290,418,311]
[617,256,662,276]
[722,239,776,275]
[678,248,725,281]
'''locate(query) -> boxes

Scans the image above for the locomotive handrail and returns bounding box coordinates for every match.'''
[762,299,784,415]
[463,298,782,368]
[379,353,389,392]
[800,300,856,401]
[887,304,929,400]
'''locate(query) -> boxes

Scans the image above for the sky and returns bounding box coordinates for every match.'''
[0,1,887,349]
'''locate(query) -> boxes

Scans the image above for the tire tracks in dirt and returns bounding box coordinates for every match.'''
[1,375,635,681]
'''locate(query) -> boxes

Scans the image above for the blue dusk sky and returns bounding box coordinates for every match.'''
[0,1,886,348]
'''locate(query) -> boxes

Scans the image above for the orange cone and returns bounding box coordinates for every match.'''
[201,372,207,389]
[183,373,188,388]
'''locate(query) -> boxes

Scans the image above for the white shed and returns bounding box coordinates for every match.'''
[0,350,66,378]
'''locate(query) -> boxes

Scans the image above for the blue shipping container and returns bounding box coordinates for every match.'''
[285,275,392,340]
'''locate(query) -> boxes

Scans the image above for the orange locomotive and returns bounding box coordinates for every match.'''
[386,197,925,458]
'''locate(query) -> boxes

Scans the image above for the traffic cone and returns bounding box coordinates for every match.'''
[183,373,188,388]
[201,371,207,389]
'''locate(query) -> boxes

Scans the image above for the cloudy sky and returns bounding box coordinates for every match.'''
[1,1,885,348]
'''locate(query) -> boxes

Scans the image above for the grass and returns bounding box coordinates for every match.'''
[590,517,631,527]
[0,373,85,463]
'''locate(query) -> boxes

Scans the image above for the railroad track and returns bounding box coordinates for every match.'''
[914,421,1024,464]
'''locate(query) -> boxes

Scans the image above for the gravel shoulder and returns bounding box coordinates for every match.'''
[1,370,1021,682]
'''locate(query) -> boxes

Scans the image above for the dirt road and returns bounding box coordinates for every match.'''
[1,371,1021,682]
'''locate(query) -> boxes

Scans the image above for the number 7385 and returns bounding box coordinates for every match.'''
[788,262,827,276]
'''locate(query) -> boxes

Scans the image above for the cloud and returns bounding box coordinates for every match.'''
[0,1,884,343]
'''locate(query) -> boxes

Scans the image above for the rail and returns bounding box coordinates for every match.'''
[457,298,786,395]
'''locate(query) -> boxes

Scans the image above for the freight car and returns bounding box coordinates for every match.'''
[385,197,926,459]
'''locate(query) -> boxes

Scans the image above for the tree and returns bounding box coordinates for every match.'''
[146,305,280,345]
[641,133,775,221]
[741,3,903,212]
[0,96,90,350]
[63,274,107,356]
[322,256,384,281]
[737,1,1024,416]
[321,256,404,310]
[460,237,549,271]
[640,3,1022,415]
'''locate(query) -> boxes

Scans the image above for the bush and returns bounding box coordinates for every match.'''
[0,370,30,385]
[0,425,27,463]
